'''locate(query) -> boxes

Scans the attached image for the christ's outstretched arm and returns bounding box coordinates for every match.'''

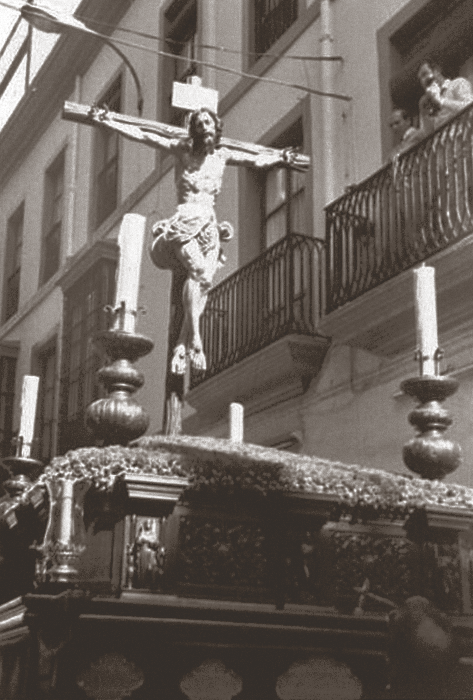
[222,144,309,171]
[84,106,181,152]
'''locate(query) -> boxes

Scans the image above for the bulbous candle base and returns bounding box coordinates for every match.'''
[401,375,461,480]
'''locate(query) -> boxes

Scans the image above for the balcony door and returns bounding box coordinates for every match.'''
[264,118,306,248]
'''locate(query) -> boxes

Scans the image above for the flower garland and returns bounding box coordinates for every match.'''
[39,444,189,490]
[137,435,473,517]
[36,436,473,518]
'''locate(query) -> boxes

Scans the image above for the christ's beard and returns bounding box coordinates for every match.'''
[193,133,216,154]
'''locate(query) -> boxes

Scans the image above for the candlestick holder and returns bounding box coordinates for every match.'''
[2,436,43,501]
[401,373,461,480]
[86,316,154,445]
[414,347,444,377]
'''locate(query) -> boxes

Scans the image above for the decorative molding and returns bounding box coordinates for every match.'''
[76,652,144,700]
[276,657,363,700]
[180,659,242,700]
[123,474,189,513]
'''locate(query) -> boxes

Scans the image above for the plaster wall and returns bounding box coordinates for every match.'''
[300,345,473,488]
[212,0,243,99]
[0,111,74,312]
[0,288,63,433]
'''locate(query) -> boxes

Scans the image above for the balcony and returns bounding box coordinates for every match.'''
[186,234,329,434]
[322,103,473,355]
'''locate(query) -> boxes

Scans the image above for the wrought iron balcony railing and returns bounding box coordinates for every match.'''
[190,233,324,388]
[325,102,473,313]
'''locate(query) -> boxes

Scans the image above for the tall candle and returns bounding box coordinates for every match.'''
[229,402,244,442]
[19,375,40,458]
[115,213,146,333]
[413,265,438,376]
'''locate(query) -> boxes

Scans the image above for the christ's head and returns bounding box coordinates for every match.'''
[189,108,222,153]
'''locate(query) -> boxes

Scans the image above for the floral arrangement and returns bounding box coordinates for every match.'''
[37,435,473,518]
[39,444,189,491]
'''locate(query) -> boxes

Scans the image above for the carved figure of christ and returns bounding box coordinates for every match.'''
[63,102,310,376]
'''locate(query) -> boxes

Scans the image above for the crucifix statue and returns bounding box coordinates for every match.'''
[63,78,309,433]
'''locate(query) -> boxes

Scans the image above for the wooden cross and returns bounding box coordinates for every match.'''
[165,77,219,436]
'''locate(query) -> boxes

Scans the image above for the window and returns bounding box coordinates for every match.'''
[41,151,65,285]
[3,203,23,323]
[94,76,122,228]
[264,119,305,247]
[59,256,116,454]
[163,0,198,126]
[379,0,473,156]
[34,341,57,462]
[0,351,17,457]
[253,0,298,58]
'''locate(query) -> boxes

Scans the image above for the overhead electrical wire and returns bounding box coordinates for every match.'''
[103,31,352,102]
[0,0,351,102]
[75,12,344,63]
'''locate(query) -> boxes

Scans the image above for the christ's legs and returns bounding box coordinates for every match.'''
[172,237,220,373]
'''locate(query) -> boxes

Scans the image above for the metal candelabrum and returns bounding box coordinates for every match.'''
[86,303,154,445]
[401,358,461,480]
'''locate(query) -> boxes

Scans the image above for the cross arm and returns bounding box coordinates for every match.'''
[223,140,310,171]
[63,101,310,170]
[63,101,187,141]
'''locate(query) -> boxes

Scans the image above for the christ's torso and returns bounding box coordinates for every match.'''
[175,147,227,206]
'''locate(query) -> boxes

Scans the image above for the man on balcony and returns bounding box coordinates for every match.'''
[416,61,473,239]
[418,61,473,133]
[388,109,423,160]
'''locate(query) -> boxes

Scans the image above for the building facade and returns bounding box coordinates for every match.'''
[0,0,473,487]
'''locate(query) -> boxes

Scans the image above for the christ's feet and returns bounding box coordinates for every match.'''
[171,344,187,375]
[189,345,207,372]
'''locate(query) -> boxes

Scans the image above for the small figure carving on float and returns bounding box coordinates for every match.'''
[133,517,165,589]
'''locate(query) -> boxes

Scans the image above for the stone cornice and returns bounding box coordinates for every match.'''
[0,0,133,189]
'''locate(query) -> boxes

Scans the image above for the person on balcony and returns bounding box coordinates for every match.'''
[418,61,473,134]
[388,109,423,159]
[416,61,473,239]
